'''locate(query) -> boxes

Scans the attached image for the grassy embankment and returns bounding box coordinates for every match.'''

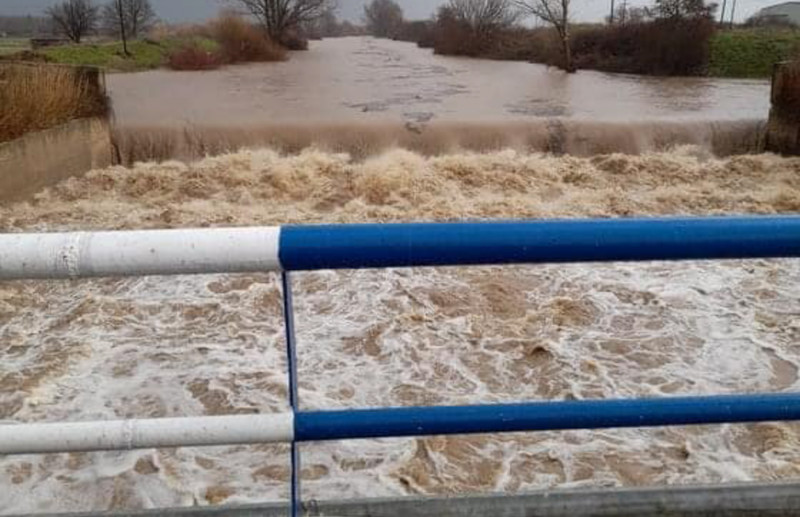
[0,38,30,56]
[3,14,287,72]
[35,37,219,72]
[710,29,800,78]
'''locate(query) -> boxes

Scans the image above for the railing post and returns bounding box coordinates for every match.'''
[281,272,301,517]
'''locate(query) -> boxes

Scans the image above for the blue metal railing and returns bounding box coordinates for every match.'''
[276,216,800,516]
[2,217,800,516]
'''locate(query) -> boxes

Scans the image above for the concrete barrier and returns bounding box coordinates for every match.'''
[10,482,800,517]
[766,61,800,155]
[0,116,113,203]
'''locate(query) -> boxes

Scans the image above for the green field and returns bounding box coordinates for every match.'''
[0,38,31,56]
[710,29,800,78]
[39,38,219,71]
[0,37,219,72]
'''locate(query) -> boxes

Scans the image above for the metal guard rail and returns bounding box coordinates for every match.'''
[2,216,800,516]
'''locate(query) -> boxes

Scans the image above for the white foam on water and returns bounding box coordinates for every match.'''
[1,148,800,513]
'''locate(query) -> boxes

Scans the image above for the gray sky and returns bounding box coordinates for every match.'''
[0,0,783,23]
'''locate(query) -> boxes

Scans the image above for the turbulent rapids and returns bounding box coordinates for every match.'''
[1,147,800,513]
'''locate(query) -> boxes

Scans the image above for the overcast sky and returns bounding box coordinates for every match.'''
[0,0,783,23]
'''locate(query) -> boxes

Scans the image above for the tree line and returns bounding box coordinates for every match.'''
[46,0,155,51]
[41,0,721,75]
[365,0,721,74]
[44,0,339,49]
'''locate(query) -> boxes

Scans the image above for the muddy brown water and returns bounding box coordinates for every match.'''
[2,149,800,513]
[107,37,771,161]
[109,37,769,125]
[1,36,798,516]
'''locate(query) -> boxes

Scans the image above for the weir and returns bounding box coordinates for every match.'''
[2,217,800,516]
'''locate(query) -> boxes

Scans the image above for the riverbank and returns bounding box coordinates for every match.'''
[710,29,800,78]
[2,37,223,73]
[408,25,800,79]
[1,14,288,73]
[0,62,108,143]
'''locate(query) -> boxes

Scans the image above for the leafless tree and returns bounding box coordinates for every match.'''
[102,0,156,38]
[515,0,574,72]
[103,0,129,55]
[447,0,521,40]
[229,0,335,44]
[653,0,716,20]
[364,0,404,38]
[302,5,340,38]
[46,0,99,43]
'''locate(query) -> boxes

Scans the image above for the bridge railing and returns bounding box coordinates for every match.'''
[2,216,800,516]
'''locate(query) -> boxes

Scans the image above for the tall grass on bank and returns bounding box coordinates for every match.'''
[167,45,223,71]
[165,14,286,71]
[212,14,286,64]
[0,63,108,143]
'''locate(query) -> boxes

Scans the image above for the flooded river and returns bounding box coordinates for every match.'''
[109,37,769,126]
[2,35,799,516]
[108,37,770,161]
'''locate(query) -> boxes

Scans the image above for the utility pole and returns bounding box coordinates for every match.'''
[621,0,627,25]
[729,0,737,28]
[720,0,727,26]
[610,0,615,24]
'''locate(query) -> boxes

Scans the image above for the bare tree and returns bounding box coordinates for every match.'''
[653,0,716,20]
[102,0,129,55]
[364,0,404,38]
[302,5,340,38]
[127,0,156,37]
[515,0,574,72]
[229,0,334,44]
[102,0,156,42]
[447,0,520,41]
[46,0,99,43]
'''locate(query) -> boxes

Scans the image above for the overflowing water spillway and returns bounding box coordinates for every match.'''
[108,37,771,162]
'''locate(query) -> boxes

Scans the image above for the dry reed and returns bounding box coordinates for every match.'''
[0,63,108,143]
[212,13,286,64]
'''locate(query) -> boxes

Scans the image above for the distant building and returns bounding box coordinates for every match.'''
[754,2,800,26]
